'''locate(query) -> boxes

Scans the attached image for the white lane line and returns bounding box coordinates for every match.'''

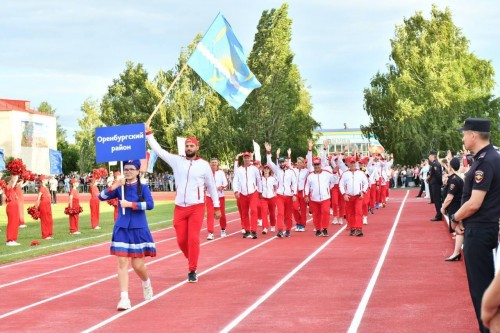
[0,227,244,319]
[347,190,409,333]
[81,236,277,333]
[0,208,239,267]
[220,225,346,333]
[0,216,241,289]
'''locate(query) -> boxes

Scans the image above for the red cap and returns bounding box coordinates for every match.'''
[185,137,199,146]
[312,157,321,165]
[263,165,271,169]
[345,157,357,164]
[70,178,79,184]
[242,152,252,157]
[360,157,369,165]
[38,175,46,181]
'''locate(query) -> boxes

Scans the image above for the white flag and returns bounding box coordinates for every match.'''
[253,140,261,162]
[177,137,186,156]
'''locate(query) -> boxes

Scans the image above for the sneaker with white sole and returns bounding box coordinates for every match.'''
[19,224,27,228]
[270,226,275,232]
[332,217,338,225]
[241,228,246,234]
[117,298,131,311]
[71,231,81,235]
[44,237,53,240]
[257,219,262,227]
[143,285,153,301]
[93,226,101,230]
[363,216,368,225]
[221,230,227,238]
[262,228,268,234]
[338,218,344,225]
[207,233,214,240]
[6,241,21,246]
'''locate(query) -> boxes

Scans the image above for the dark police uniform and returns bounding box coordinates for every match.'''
[445,173,463,233]
[461,143,500,333]
[427,152,443,220]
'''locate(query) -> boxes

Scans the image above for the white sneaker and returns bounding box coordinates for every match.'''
[262,228,268,234]
[117,298,131,310]
[332,217,339,225]
[330,208,333,215]
[221,230,227,238]
[241,228,246,234]
[257,219,262,227]
[338,218,344,225]
[71,231,81,235]
[207,233,214,240]
[363,216,368,225]
[94,226,101,230]
[19,224,27,228]
[270,226,275,232]
[6,241,21,246]
[143,285,153,301]
[44,237,53,240]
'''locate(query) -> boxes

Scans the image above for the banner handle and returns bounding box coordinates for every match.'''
[146,63,188,126]
[120,161,125,216]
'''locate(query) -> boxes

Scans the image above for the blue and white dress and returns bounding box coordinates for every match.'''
[99,181,156,257]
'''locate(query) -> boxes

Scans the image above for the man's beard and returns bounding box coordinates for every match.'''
[280,164,285,170]
[186,151,196,158]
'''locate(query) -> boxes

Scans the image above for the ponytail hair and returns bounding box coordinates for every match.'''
[136,174,144,202]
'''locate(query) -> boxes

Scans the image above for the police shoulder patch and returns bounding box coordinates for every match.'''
[475,170,484,183]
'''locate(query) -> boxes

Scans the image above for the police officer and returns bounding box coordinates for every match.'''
[427,150,443,221]
[452,118,500,333]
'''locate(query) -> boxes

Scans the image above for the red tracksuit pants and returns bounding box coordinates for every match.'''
[173,203,205,272]
[345,196,363,230]
[370,185,377,208]
[206,196,226,233]
[276,194,294,231]
[39,202,53,239]
[90,197,100,229]
[260,197,277,228]
[239,192,259,232]
[309,199,330,231]
[331,186,346,218]
[292,190,308,227]
[362,188,370,216]
[69,214,79,233]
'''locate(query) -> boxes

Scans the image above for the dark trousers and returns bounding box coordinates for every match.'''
[464,224,498,333]
[50,190,57,204]
[416,180,425,197]
[429,183,442,218]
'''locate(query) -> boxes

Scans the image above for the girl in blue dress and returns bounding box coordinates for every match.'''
[99,160,156,310]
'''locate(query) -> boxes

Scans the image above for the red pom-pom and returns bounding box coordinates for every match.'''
[64,206,83,216]
[30,240,40,246]
[6,159,27,176]
[22,170,36,181]
[107,198,118,207]
[0,180,6,191]
[27,205,41,220]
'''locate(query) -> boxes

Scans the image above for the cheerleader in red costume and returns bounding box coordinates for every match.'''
[36,175,53,240]
[89,177,101,230]
[3,175,21,246]
[68,178,82,234]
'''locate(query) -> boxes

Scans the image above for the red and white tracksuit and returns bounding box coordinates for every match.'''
[267,153,297,232]
[260,176,277,229]
[339,169,369,231]
[89,184,100,229]
[304,170,334,231]
[147,133,220,272]
[233,164,262,233]
[206,168,228,234]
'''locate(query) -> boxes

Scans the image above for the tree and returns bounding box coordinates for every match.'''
[362,5,497,163]
[75,98,103,173]
[101,61,156,126]
[37,101,56,116]
[61,144,79,174]
[235,3,318,158]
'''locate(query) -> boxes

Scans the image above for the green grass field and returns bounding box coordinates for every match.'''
[0,200,237,264]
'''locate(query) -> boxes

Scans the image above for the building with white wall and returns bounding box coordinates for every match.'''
[0,99,57,174]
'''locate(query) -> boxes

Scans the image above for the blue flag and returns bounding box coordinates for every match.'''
[49,149,62,174]
[147,149,158,173]
[0,149,5,171]
[187,13,261,109]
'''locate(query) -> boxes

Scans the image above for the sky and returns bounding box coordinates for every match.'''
[1,1,499,143]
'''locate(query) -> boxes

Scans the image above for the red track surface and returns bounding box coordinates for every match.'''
[0,190,477,332]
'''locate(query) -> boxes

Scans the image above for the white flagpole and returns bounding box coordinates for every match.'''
[120,161,125,215]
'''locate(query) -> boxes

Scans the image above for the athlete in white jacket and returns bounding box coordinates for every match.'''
[206,158,228,240]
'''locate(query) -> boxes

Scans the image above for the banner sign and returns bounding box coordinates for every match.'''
[95,124,146,163]
[49,149,62,174]
[0,148,5,171]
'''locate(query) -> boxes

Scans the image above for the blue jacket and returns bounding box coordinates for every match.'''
[99,182,154,229]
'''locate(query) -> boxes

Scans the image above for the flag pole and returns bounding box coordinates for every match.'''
[146,63,188,126]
